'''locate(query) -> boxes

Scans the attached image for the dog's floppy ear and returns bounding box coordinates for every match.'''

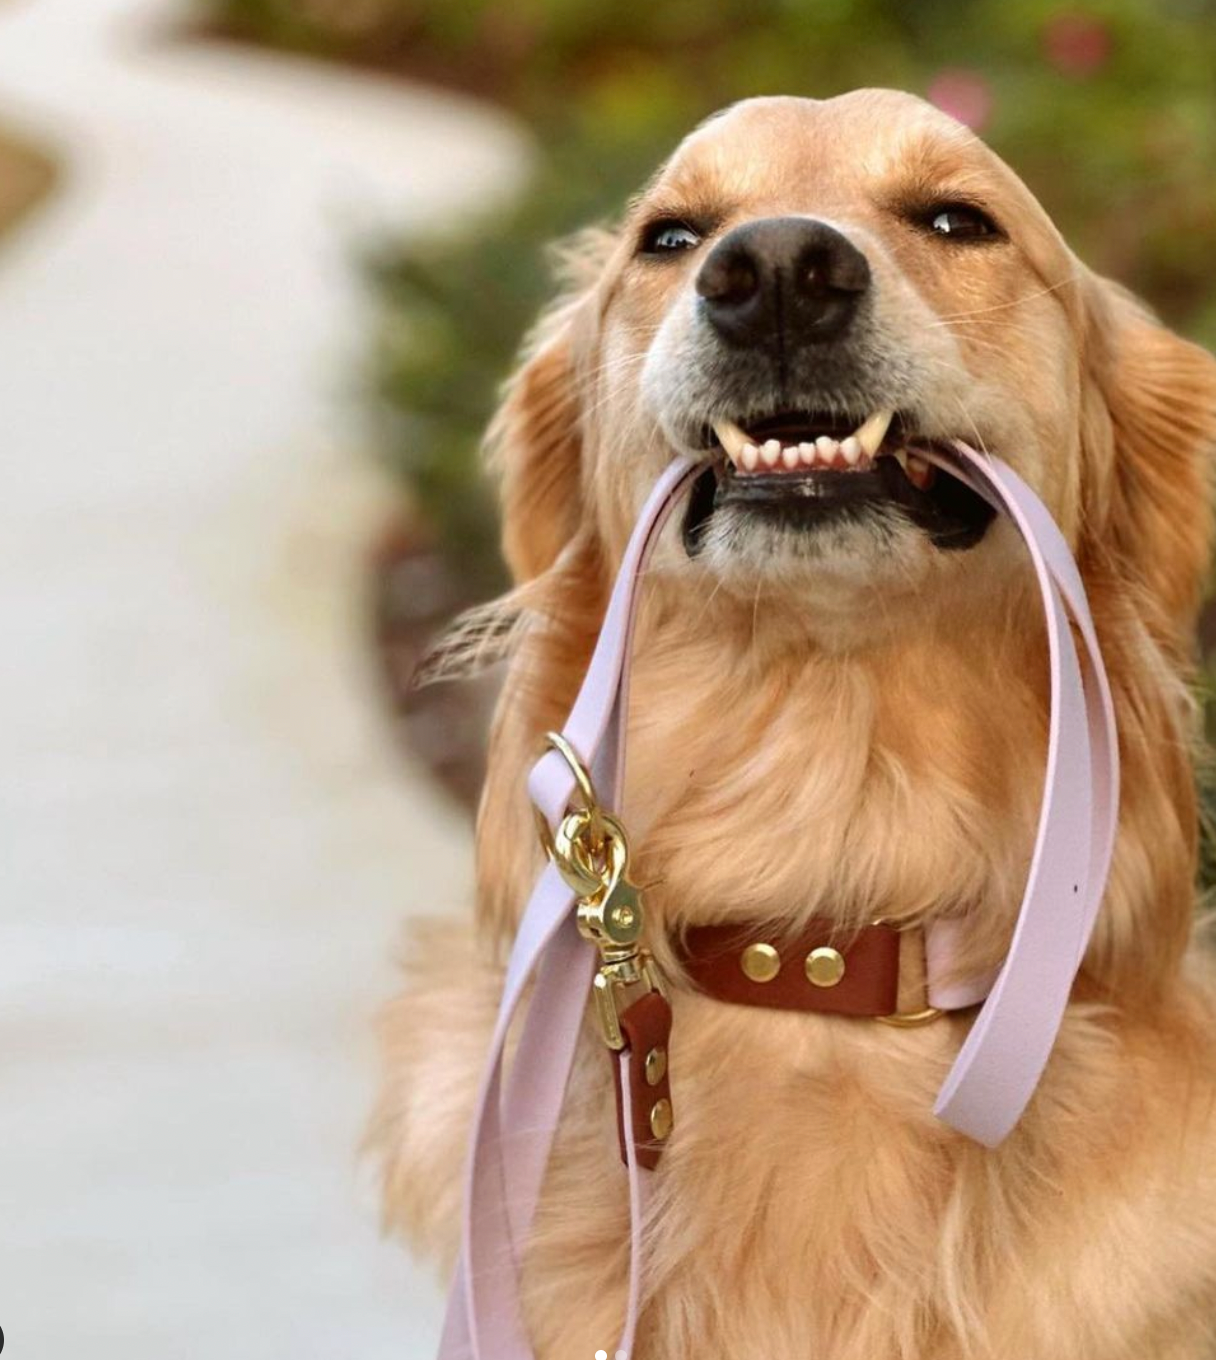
[488,305,583,583]
[1081,278,1216,638]
[487,229,614,584]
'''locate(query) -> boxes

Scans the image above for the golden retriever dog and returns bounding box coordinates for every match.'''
[373,90,1216,1358]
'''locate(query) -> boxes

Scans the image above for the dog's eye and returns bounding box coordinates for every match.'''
[640,219,702,256]
[925,203,1002,242]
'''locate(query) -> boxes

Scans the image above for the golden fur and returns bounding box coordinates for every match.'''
[373,91,1216,1358]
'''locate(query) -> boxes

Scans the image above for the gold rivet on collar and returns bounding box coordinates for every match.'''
[805,946,846,988]
[644,1046,667,1087]
[650,1097,673,1141]
[740,942,781,983]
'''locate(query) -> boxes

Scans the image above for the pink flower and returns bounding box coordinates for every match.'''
[927,70,993,132]
[1043,14,1113,77]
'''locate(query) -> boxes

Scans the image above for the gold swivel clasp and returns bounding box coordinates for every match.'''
[535,732,666,1050]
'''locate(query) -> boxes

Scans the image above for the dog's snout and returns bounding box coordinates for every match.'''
[695,217,871,349]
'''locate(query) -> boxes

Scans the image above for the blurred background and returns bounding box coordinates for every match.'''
[1,0,1213,1355]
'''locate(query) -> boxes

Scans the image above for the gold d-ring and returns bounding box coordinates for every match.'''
[870,915,944,1027]
[533,732,608,895]
[876,1006,944,1028]
[542,732,600,812]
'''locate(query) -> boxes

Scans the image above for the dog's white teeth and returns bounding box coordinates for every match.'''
[712,418,750,466]
[722,425,884,473]
[891,449,910,472]
[853,409,895,457]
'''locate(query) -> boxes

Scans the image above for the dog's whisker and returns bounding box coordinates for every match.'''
[926,276,1078,327]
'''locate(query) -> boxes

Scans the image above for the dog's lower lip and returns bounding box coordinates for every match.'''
[716,458,902,508]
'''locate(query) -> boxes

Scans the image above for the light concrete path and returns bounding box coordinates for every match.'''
[0,2,528,1355]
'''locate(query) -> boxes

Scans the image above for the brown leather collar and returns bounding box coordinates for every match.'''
[610,919,942,1168]
[675,919,939,1025]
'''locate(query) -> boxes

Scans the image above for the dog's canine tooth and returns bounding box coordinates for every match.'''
[712,418,750,466]
[854,409,894,457]
[741,442,760,471]
[761,439,782,468]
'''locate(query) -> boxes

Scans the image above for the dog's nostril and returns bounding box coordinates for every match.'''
[803,254,831,293]
[696,249,759,306]
[800,244,869,298]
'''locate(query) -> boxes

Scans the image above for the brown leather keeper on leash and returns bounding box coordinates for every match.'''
[611,990,675,1169]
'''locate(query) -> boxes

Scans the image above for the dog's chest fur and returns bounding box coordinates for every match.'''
[616,601,1045,956]
[502,602,1216,1359]
[517,983,1216,1360]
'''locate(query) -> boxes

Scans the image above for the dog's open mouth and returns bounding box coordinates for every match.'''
[682,408,996,554]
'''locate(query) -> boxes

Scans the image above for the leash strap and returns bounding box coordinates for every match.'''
[437,445,1119,1357]
[439,457,699,1359]
[926,444,1118,1141]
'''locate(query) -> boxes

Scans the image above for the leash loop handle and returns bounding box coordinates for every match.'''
[438,447,1119,1357]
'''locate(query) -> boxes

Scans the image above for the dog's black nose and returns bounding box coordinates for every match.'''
[695,217,871,349]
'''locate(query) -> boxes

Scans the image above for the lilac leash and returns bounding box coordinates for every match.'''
[928,445,1118,1140]
[439,458,700,1360]
[437,444,1119,1358]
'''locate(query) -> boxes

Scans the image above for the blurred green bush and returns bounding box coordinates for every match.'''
[210,0,1216,592]
[209,0,1216,867]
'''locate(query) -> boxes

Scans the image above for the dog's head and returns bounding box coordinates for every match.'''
[495,90,1216,649]
[480,90,1216,998]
